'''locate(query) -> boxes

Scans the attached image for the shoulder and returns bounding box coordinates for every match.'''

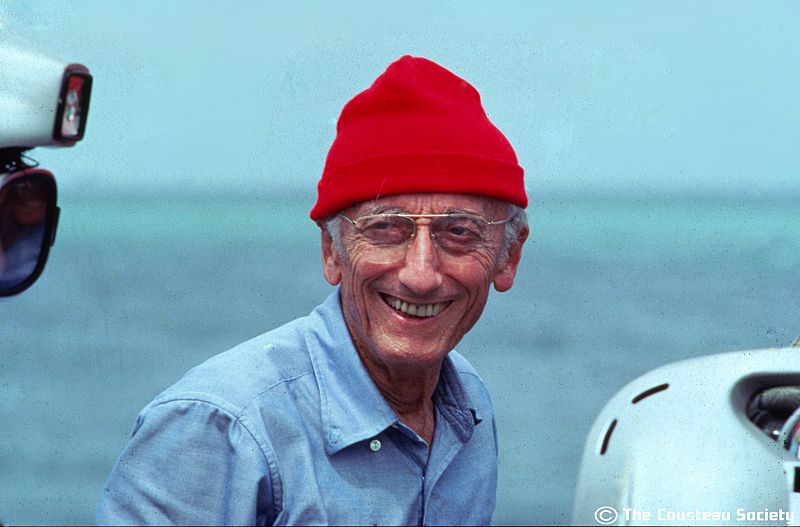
[148,315,315,418]
[96,313,334,524]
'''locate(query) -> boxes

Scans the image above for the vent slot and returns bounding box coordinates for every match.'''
[794,467,800,493]
[632,383,670,404]
[600,419,617,455]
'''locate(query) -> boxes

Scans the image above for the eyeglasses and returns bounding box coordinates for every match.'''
[338,212,511,264]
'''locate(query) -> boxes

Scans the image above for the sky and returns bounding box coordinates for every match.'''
[2,1,799,198]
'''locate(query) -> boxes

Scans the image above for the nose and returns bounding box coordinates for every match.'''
[397,225,444,294]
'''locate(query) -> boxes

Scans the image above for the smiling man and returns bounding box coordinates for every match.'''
[97,55,528,526]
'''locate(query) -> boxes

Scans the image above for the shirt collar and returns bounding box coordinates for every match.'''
[435,358,482,443]
[305,289,480,455]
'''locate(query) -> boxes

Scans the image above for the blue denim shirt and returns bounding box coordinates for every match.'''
[96,291,498,525]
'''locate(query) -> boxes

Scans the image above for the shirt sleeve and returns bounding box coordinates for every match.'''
[95,398,276,526]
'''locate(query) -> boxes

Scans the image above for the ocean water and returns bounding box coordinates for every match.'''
[1,192,798,525]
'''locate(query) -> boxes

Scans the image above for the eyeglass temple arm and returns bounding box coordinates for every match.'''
[337,213,358,225]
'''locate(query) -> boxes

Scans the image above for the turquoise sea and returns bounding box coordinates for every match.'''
[2,192,799,524]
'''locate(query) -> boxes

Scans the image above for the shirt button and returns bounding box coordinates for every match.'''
[369,439,381,452]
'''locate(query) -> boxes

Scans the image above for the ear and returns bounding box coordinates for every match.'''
[493,226,528,292]
[321,229,342,286]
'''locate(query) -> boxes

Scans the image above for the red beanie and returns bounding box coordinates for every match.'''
[309,55,527,221]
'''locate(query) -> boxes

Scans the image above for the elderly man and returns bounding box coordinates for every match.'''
[96,55,528,525]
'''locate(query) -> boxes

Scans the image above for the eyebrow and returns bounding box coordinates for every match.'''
[361,205,405,215]
[443,207,483,215]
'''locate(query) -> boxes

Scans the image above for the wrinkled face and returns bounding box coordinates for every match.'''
[322,193,526,372]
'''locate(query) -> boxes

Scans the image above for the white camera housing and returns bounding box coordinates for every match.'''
[573,347,800,526]
[0,44,92,149]
[1,43,91,296]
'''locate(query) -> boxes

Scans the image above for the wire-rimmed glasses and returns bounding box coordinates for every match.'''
[337,212,510,264]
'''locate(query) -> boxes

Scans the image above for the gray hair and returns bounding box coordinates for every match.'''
[322,203,527,264]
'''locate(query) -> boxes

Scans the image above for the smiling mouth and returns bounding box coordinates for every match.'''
[381,294,451,318]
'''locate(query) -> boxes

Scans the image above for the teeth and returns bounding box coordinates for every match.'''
[383,295,448,318]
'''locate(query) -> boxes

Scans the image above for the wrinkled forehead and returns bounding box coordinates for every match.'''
[346,193,511,218]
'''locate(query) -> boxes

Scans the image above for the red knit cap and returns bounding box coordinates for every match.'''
[309,55,527,221]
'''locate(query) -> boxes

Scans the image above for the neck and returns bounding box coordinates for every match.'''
[354,344,442,446]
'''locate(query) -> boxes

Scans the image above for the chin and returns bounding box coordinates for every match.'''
[372,334,454,369]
